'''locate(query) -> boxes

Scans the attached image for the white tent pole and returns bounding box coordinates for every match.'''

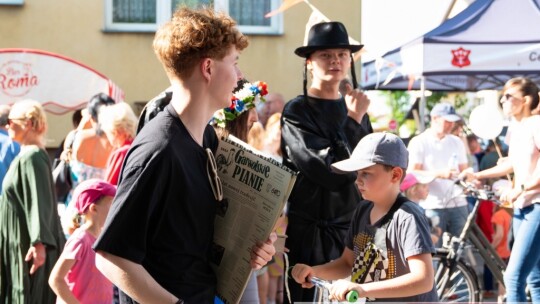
[442,0,458,22]
[419,76,426,132]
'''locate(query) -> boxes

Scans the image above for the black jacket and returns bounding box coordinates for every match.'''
[281,95,373,267]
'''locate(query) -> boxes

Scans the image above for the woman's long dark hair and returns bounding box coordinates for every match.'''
[88,93,115,135]
[215,79,251,142]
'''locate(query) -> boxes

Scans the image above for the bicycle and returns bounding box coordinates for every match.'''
[433,180,507,302]
[310,277,363,303]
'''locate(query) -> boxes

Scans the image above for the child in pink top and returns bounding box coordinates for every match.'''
[49,179,116,304]
[400,172,441,244]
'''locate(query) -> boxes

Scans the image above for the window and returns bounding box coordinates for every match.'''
[0,0,23,4]
[104,0,282,35]
[215,0,283,35]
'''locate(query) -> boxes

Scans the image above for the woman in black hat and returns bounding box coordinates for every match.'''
[280,21,372,302]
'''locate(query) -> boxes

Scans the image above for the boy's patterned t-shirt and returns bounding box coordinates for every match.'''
[345,199,438,302]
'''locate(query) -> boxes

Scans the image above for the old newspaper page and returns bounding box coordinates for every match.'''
[212,136,297,304]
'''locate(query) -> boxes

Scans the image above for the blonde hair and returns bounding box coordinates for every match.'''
[65,195,111,235]
[262,113,282,157]
[153,7,248,80]
[265,112,281,130]
[98,102,137,140]
[404,183,425,202]
[247,121,265,150]
[10,99,47,135]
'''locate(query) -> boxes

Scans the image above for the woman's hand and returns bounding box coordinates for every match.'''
[59,149,71,162]
[500,187,522,204]
[328,279,363,301]
[458,167,475,181]
[250,232,277,270]
[77,109,93,130]
[25,242,46,274]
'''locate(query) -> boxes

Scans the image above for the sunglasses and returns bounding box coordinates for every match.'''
[500,93,522,103]
[206,148,224,201]
[7,117,27,125]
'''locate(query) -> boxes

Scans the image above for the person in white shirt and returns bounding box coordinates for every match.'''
[407,103,469,245]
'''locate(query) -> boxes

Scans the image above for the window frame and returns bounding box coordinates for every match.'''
[103,0,283,35]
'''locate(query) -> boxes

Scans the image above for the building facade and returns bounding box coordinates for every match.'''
[0,0,361,147]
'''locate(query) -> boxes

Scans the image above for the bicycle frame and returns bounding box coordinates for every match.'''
[449,194,507,287]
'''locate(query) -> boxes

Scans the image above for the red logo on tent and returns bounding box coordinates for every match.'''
[451,47,471,68]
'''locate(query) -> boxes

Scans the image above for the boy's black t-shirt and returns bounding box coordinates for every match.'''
[94,104,219,303]
[345,197,438,302]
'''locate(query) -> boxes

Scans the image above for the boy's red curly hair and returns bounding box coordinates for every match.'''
[153,7,249,80]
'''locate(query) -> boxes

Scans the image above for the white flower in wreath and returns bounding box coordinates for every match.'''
[235,83,254,102]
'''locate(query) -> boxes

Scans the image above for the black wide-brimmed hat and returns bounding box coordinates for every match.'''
[295,22,363,58]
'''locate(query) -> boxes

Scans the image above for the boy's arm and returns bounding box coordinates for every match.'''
[313,247,355,280]
[48,257,80,304]
[329,253,434,301]
[292,247,354,288]
[95,251,180,304]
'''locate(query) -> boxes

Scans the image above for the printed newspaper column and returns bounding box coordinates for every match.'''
[212,135,297,304]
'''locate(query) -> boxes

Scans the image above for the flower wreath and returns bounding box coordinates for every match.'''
[213,81,268,128]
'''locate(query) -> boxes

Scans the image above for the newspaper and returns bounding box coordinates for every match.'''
[212,135,297,304]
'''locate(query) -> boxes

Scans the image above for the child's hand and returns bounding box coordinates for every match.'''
[291,264,315,288]
[328,279,363,301]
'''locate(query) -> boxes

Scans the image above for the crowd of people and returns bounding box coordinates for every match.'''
[0,5,540,304]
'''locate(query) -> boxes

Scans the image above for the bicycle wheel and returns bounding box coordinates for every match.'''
[433,252,481,302]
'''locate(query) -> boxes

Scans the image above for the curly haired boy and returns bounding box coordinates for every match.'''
[94,7,275,303]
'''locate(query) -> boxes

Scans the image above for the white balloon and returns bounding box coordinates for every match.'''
[468,104,504,139]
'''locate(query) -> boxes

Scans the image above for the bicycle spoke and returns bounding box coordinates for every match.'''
[433,253,480,303]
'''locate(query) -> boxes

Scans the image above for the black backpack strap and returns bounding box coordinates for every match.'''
[136,88,173,134]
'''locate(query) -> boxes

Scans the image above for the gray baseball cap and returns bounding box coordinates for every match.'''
[331,132,408,173]
[430,103,461,122]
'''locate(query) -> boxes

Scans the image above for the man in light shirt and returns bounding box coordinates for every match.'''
[407,103,469,245]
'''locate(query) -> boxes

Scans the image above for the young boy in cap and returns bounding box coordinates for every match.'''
[281,20,372,302]
[291,132,438,302]
[93,7,275,304]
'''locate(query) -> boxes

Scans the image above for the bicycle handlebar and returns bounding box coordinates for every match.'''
[454,179,502,205]
[310,277,359,302]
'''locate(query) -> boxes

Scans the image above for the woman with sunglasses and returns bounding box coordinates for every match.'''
[463,77,540,302]
[0,100,65,303]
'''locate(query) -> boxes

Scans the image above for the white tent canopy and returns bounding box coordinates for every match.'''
[0,49,124,115]
[362,0,540,91]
